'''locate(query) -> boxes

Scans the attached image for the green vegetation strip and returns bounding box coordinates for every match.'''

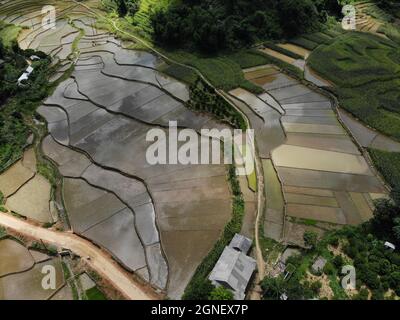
[188,78,247,130]
[263,42,304,60]
[162,50,265,94]
[368,148,400,190]
[61,261,80,300]
[0,21,22,48]
[86,287,107,300]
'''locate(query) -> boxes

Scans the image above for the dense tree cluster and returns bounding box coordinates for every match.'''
[261,188,400,300]
[188,78,246,129]
[0,38,51,171]
[111,0,141,17]
[149,0,342,52]
[375,0,400,10]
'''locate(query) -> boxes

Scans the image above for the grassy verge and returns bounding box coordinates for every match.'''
[61,261,80,300]
[258,234,283,263]
[30,241,58,255]
[85,286,107,300]
[158,63,198,85]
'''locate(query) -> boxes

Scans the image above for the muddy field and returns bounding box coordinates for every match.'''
[0,1,234,299]
[0,238,70,300]
[229,65,387,244]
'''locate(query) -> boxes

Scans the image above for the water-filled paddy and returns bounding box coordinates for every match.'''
[6,175,53,223]
[272,145,372,175]
[241,66,388,230]
[0,239,35,277]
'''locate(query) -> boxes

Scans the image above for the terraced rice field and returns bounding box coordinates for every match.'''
[355,2,385,35]
[0,238,71,300]
[227,65,388,245]
[0,1,233,299]
[0,149,54,223]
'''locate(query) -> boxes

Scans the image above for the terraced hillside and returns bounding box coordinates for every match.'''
[0,0,234,299]
[0,238,67,300]
[226,64,388,246]
[308,32,400,140]
[0,234,106,300]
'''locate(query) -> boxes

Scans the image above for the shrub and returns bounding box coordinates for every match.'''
[353,288,369,300]
[303,230,318,249]
[323,262,336,276]
[261,276,285,300]
[209,286,234,300]
[332,255,344,270]
[184,278,214,300]
[327,235,339,247]
[310,281,322,295]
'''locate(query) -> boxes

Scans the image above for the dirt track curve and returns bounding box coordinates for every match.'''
[0,212,157,300]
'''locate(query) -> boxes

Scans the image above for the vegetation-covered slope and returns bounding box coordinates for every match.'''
[0,22,51,172]
[108,0,342,52]
[308,32,400,140]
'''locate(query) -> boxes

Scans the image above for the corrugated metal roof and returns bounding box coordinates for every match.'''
[209,246,256,300]
[229,233,253,254]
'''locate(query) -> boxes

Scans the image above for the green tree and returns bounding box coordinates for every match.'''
[353,287,369,300]
[310,281,322,295]
[113,0,128,16]
[323,262,336,275]
[209,286,234,300]
[261,276,285,300]
[303,230,318,249]
[183,279,214,300]
[332,255,344,269]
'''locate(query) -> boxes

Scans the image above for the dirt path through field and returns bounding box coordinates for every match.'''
[0,212,157,300]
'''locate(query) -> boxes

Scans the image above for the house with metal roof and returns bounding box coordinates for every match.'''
[208,234,256,300]
[311,256,327,273]
[229,233,253,254]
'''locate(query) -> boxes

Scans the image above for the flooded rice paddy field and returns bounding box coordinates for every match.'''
[230,65,388,244]
[0,149,54,223]
[0,238,71,300]
[2,0,394,298]
[339,109,400,152]
[0,2,233,299]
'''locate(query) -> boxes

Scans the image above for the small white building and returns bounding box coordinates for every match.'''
[384,242,396,251]
[17,66,34,86]
[30,55,41,61]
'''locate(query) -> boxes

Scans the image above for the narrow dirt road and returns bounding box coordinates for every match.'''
[0,212,157,300]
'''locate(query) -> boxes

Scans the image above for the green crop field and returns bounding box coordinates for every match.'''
[0,21,21,47]
[308,31,400,140]
[86,287,107,300]
[163,50,270,94]
[369,148,400,190]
